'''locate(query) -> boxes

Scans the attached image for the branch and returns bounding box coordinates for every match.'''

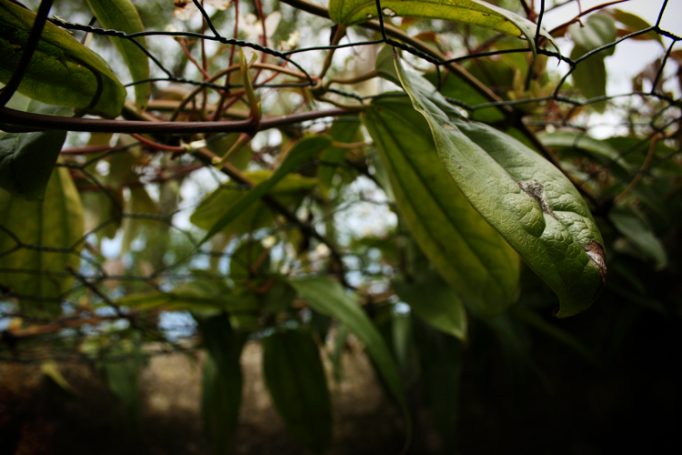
[0,106,363,133]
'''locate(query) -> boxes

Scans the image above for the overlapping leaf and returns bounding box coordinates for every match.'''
[366,96,519,315]
[385,55,605,317]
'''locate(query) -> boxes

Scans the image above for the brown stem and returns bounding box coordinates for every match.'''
[0,106,363,133]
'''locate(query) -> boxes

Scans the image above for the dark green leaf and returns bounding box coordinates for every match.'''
[610,206,667,270]
[412,320,461,453]
[198,314,247,455]
[570,45,607,109]
[319,117,361,195]
[388,55,605,317]
[262,329,332,453]
[538,130,631,172]
[0,0,126,117]
[395,276,467,340]
[0,130,66,198]
[569,14,616,110]
[289,276,410,427]
[99,336,146,421]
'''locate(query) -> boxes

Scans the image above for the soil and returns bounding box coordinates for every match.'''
[0,342,405,455]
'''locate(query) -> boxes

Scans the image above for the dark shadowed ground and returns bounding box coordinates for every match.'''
[2,305,682,455]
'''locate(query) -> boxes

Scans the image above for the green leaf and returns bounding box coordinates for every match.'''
[611,9,661,44]
[262,329,332,453]
[425,71,505,123]
[319,117,362,195]
[365,96,519,315]
[610,207,667,270]
[570,45,607,109]
[0,130,66,199]
[198,314,247,455]
[191,171,316,241]
[0,0,126,117]
[570,14,617,55]
[85,0,151,108]
[569,14,616,110]
[389,54,605,317]
[329,0,552,49]
[289,276,410,428]
[538,130,631,172]
[0,167,84,317]
[229,238,269,284]
[132,0,174,30]
[394,276,468,340]
[99,336,146,421]
[197,137,329,244]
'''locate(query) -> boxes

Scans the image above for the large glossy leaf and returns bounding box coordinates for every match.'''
[329,0,552,47]
[394,276,467,340]
[85,0,150,108]
[365,96,519,315]
[0,167,84,317]
[388,55,605,317]
[289,277,410,424]
[196,137,330,244]
[0,0,126,117]
[0,130,66,199]
[198,314,247,455]
[262,329,332,453]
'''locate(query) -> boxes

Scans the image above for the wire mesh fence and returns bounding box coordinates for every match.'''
[0,0,680,365]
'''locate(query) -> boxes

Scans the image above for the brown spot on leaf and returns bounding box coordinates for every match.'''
[519,180,555,217]
[584,241,607,283]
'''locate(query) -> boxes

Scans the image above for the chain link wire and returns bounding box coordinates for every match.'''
[1,0,680,364]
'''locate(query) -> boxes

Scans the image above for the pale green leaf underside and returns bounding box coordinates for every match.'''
[329,0,552,47]
[0,0,126,118]
[365,96,519,315]
[390,55,605,317]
